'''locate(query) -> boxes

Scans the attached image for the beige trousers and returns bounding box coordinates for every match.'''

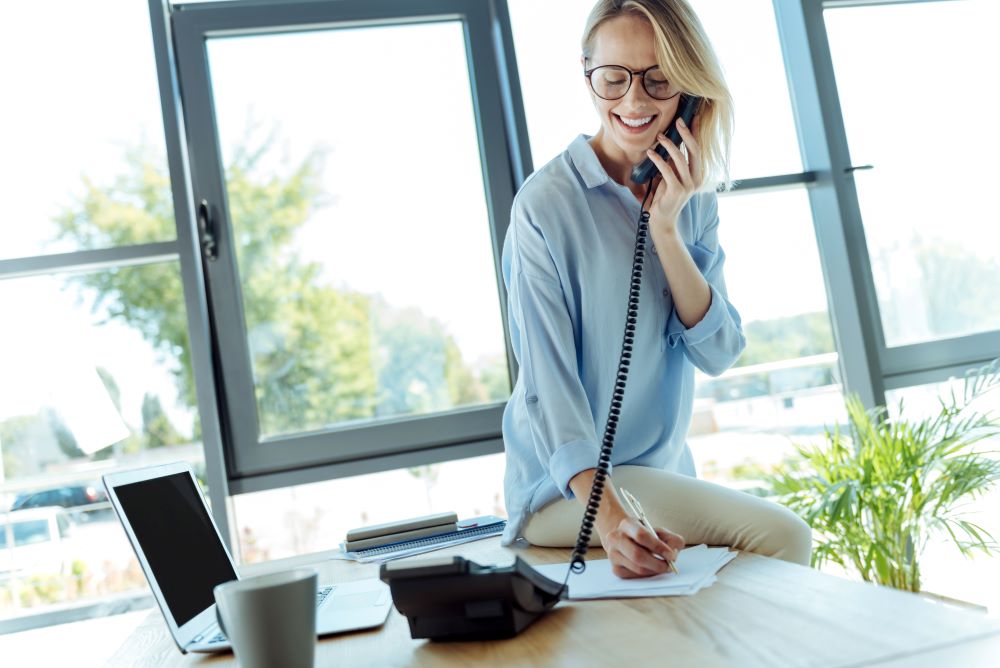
[522,465,812,566]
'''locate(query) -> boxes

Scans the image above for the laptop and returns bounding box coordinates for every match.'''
[103,462,391,654]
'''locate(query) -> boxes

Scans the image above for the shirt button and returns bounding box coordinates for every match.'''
[662,289,669,298]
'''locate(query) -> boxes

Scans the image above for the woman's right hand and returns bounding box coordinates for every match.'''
[568,469,684,578]
[600,515,684,579]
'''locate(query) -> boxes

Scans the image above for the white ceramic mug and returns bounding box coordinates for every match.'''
[214,568,318,668]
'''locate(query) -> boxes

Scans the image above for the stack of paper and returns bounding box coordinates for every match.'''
[533,544,736,599]
[331,516,507,564]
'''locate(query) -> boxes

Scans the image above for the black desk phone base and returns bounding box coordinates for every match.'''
[379,556,563,641]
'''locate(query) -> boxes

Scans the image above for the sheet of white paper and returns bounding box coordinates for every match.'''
[533,545,736,599]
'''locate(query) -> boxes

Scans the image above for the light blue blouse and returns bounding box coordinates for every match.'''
[500,134,746,545]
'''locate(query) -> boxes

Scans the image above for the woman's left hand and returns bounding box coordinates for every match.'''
[642,114,703,239]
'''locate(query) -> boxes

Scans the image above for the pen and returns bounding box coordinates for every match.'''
[619,487,680,575]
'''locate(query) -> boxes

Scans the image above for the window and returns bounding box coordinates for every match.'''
[0,0,172,260]
[232,452,505,562]
[169,0,521,485]
[206,22,509,439]
[883,378,1000,613]
[825,0,1000,347]
[0,266,204,622]
[0,0,203,627]
[691,188,844,485]
[12,521,51,547]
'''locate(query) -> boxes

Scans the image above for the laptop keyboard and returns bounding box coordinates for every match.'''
[197,585,336,646]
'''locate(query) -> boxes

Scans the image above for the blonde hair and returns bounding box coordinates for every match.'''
[582,0,734,191]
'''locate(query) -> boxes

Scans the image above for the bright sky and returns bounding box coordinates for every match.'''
[2,0,998,431]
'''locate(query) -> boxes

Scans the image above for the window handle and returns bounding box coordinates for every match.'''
[197,199,218,260]
[844,164,874,174]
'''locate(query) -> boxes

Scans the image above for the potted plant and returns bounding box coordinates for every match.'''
[760,358,1000,593]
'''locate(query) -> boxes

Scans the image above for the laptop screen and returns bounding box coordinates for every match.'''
[114,472,238,627]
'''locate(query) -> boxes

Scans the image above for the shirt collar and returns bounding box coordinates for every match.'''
[568,134,610,189]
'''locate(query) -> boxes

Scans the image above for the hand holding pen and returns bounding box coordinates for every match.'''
[620,487,681,575]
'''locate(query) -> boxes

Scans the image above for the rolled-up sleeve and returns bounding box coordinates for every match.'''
[506,203,601,499]
[665,193,746,376]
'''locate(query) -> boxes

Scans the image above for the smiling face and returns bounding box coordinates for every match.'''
[583,14,681,182]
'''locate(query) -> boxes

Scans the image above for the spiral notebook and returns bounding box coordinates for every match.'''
[341,516,506,564]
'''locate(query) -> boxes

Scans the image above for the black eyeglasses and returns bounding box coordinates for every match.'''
[584,64,680,101]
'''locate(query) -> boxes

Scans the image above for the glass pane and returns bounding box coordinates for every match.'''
[12,521,50,547]
[0,1,173,260]
[206,23,510,439]
[0,264,204,621]
[689,188,845,485]
[826,0,1000,346]
[232,452,505,562]
[507,0,801,179]
[885,377,1000,613]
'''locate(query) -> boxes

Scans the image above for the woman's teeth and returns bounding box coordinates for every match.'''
[616,114,655,131]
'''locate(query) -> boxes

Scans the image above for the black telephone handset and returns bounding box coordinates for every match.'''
[630,94,702,184]
[380,96,703,643]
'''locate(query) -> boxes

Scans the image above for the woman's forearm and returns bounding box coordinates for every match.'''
[652,228,711,328]
[568,468,628,538]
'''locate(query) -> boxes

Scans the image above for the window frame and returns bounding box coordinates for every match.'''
[159,0,531,494]
[773,0,1000,406]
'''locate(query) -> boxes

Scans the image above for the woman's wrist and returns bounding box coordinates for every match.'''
[595,499,628,539]
[568,468,628,538]
[650,224,683,250]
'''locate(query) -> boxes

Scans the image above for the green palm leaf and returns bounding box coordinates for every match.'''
[760,357,1000,592]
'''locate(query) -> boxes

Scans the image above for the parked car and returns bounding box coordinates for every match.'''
[0,507,77,581]
[10,483,108,511]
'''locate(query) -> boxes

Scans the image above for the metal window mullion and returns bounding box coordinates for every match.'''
[172,4,267,484]
[883,355,1000,393]
[882,330,1000,379]
[772,0,884,409]
[720,171,818,196]
[148,0,234,550]
[228,437,503,495]
[489,0,530,391]
[0,242,179,281]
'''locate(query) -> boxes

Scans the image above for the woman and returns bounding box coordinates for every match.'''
[500,0,811,578]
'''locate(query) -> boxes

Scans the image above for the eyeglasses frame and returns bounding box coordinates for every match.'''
[583,63,681,101]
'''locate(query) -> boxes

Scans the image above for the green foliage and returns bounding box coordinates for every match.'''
[21,574,66,606]
[760,358,1000,592]
[141,394,184,448]
[736,311,835,367]
[50,129,500,441]
[478,355,513,403]
[407,465,440,483]
[914,239,1000,340]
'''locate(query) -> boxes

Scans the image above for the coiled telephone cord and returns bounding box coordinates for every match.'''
[563,177,656,584]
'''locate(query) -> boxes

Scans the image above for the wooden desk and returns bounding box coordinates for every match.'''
[107,538,1000,667]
